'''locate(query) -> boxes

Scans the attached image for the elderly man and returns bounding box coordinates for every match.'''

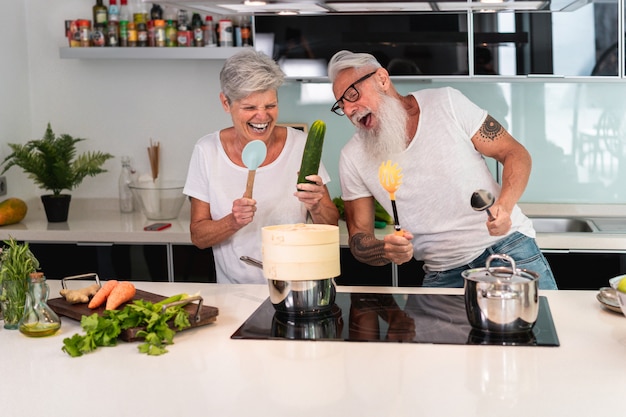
[327,50,557,289]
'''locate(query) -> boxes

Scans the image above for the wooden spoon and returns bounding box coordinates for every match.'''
[241,140,267,198]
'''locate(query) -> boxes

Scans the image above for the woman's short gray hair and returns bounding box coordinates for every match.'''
[327,50,382,82]
[220,49,285,103]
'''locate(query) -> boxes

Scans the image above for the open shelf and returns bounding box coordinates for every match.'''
[59,46,244,60]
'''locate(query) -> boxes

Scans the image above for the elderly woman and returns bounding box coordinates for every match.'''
[184,49,339,284]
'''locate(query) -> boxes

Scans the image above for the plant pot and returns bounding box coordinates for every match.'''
[41,194,71,222]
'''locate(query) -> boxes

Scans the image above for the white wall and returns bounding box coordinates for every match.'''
[0,1,30,194]
[2,0,233,201]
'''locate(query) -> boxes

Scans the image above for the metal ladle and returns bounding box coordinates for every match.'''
[470,189,495,220]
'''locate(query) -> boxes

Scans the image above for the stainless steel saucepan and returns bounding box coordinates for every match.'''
[240,256,337,316]
[462,253,539,334]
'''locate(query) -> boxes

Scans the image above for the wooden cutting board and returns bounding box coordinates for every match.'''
[48,289,219,342]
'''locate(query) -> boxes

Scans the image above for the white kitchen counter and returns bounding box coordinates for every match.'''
[1,281,625,417]
[3,198,626,252]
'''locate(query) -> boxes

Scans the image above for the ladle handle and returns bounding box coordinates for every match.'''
[243,170,256,198]
[485,208,495,221]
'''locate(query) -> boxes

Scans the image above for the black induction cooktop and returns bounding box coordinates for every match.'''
[231,293,560,347]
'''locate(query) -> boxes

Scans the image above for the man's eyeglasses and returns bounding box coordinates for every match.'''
[330,71,377,116]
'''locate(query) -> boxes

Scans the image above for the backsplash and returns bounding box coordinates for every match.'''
[277,79,626,204]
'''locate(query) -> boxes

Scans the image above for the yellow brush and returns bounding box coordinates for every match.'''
[378,160,403,236]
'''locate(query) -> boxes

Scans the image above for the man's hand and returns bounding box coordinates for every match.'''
[383,230,414,265]
[485,201,512,236]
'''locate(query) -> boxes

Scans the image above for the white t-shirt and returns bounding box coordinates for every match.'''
[184,127,331,284]
[339,87,534,272]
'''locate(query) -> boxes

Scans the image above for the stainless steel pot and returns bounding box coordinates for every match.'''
[271,305,343,339]
[240,256,337,316]
[462,253,539,334]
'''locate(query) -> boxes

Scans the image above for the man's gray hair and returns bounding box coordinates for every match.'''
[220,49,285,103]
[327,50,382,82]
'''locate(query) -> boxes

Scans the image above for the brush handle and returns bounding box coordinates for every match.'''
[391,200,403,236]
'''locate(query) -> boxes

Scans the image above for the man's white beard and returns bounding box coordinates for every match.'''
[355,94,408,160]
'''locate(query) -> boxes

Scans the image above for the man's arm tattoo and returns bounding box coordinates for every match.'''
[349,232,389,266]
[477,115,504,142]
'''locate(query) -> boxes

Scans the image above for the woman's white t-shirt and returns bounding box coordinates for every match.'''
[184,127,331,283]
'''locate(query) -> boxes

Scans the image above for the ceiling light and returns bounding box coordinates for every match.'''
[243,0,266,5]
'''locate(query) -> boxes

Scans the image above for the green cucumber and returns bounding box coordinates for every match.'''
[297,120,326,185]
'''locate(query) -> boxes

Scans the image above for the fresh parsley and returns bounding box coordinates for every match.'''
[62,295,192,357]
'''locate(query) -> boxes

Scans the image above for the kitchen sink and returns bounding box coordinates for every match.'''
[530,217,595,233]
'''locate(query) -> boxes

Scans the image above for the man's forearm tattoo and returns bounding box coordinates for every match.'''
[349,232,389,266]
[478,115,504,142]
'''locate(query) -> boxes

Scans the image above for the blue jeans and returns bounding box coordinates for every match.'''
[422,232,558,290]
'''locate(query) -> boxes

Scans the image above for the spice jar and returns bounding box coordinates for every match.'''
[154,19,166,47]
[78,19,91,47]
[128,22,138,47]
[18,272,61,337]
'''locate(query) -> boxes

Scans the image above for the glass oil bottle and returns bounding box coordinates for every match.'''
[18,272,61,337]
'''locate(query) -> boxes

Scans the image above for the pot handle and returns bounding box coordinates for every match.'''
[485,253,516,277]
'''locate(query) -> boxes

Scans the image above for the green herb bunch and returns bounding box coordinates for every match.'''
[62,294,192,357]
[0,237,40,325]
[0,237,40,284]
[0,123,114,196]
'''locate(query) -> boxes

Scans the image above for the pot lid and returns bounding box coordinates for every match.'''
[462,253,539,284]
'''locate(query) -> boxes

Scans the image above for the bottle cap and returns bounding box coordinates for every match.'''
[29,272,44,281]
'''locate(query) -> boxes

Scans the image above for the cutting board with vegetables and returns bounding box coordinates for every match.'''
[49,289,219,342]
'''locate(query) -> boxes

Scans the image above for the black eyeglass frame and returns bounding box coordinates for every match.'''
[330,70,377,116]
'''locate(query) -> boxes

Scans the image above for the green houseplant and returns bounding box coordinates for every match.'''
[0,123,113,222]
[0,237,40,329]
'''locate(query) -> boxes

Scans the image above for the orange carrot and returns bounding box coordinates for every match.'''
[105,281,137,310]
[88,280,119,309]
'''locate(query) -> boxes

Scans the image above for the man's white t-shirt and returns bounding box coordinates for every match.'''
[339,87,534,272]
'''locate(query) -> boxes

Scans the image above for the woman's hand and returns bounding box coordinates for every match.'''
[231,197,257,227]
[294,174,327,213]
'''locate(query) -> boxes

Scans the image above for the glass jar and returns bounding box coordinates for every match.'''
[154,19,166,47]
[18,272,61,337]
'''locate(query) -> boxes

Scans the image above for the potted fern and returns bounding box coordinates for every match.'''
[0,123,113,222]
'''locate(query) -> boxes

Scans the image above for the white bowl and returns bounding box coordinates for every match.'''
[129,180,186,220]
[609,275,626,318]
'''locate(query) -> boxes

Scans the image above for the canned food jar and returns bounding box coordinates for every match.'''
[78,19,91,47]
[218,19,233,47]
